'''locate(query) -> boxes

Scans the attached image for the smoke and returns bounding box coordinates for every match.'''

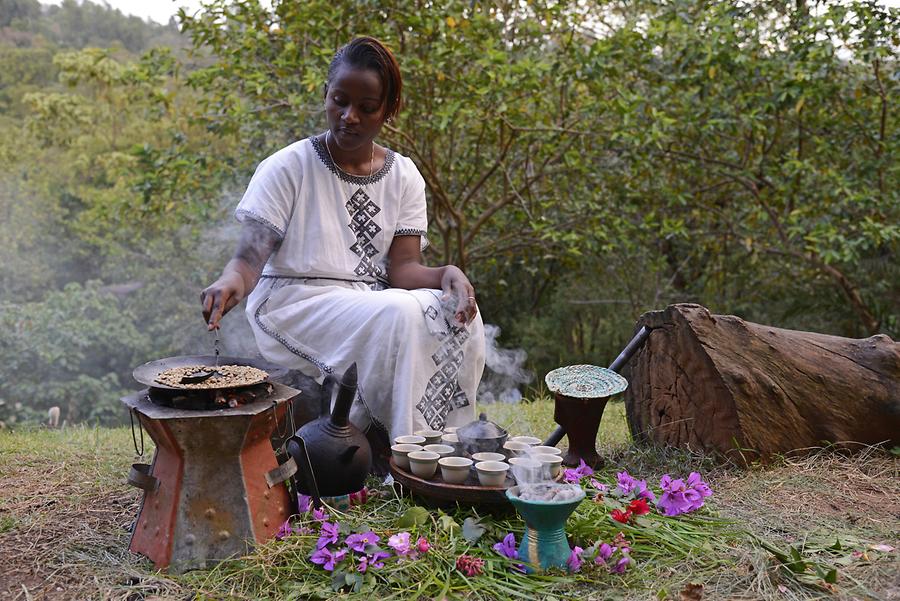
[477,324,533,403]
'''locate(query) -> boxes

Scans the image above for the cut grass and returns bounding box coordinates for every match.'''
[0,401,897,600]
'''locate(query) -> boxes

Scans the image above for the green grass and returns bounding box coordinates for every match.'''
[1,402,897,601]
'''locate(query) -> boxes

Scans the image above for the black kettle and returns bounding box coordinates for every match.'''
[286,363,372,500]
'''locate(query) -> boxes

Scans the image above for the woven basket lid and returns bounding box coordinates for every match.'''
[544,365,628,399]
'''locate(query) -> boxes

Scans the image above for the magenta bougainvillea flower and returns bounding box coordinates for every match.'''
[455,554,485,577]
[657,472,713,516]
[310,547,347,571]
[316,521,340,549]
[615,470,657,502]
[416,536,431,554]
[493,533,519,559]
[590,478,608,492]
[345,531,380,553]
[594,542,615,565]
[563,459,595,482]
[566,546,584,572]
[611,556,631,574]
[387,532,411,555]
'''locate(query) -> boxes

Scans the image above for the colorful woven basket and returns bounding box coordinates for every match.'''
[544,364,628,399]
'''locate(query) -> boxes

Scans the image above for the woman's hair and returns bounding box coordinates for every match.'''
[326,36,403,122]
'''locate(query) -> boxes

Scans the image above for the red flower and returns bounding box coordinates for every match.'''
[611,509,632,524]
[455,554,485,577]
[628,498,651,516]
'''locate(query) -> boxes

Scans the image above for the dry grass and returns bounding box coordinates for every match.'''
[0,403,897,601]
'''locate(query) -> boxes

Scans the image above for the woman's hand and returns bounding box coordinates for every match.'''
[201,270,246,330]
[441,265,478,326]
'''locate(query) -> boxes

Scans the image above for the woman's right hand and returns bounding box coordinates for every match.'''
[201,270,246,330]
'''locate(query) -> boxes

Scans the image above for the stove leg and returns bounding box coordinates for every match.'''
[552,393,609,468]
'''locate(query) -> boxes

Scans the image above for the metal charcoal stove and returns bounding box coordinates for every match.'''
[122,355,299,573]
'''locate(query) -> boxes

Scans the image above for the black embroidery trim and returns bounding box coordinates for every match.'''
[309,135,396,186]
[394,228,426,237]
[235,209,285,238]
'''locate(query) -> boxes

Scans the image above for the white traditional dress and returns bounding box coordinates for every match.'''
[235,135,485,438]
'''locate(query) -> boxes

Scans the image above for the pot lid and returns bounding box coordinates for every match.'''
[545,364,628,399]
[457,412,507,440]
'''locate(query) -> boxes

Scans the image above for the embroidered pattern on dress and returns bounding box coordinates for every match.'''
[309,135,395,186]
[416,302,471,430]
[235,208,286,238]
[394,227,427,237]
[346,188,385,278]
[253,290,387,432]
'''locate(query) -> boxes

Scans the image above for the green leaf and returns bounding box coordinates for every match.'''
[395,506,429,529]
[462,516,487,544]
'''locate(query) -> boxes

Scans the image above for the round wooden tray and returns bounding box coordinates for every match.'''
[389,458,513,510]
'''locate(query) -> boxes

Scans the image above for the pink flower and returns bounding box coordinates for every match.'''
[657,472,712,516]
[416,536,431,554]
[388,532,411,556]
[590,478,608,492]
[594,543,615,565]
[455,554,485,577]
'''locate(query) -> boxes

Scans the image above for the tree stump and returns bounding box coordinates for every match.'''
[624,304,900,460]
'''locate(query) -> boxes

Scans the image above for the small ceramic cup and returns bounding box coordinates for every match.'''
[443,426,459,434]
[407,450,440,479]
[471,452,506,463]
[424,444,455,458]
[533,453,563,479]
[475,460,510,487]
[395,434,427,446]
[441,432,459,444]
[391,443,423,470]
[439,456,473,484]
[508,457,543,483]
[503,440,531,457]
[529,445,563,457]
[509,435,541,446]
[414,429,444,445]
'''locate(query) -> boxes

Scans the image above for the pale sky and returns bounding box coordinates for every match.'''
[41,0,900,26]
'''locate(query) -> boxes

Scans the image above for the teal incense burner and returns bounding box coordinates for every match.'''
[506,485,585,572]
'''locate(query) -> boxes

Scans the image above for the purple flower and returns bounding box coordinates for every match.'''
[615,470,656,501]
[345,531,380,553]
[657,473,712,516]
[297,494,312,514]
[316,521,340,549]
[358,550,390,572]
[312,507,329,522]
[388,532,411,556]
[611,555,631,574]
[594,542,615,565]
[493,533,519,559]
[310,546,347,571]
[275,519,294,540]
[590,478,608,492]
[563,459,594,483]
[566,546,584,572]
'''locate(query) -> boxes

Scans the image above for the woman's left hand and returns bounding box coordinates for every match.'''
[441,265,478,326]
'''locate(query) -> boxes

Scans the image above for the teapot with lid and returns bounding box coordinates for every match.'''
[456,412,508,455]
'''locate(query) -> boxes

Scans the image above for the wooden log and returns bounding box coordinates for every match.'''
[624,304,900,460]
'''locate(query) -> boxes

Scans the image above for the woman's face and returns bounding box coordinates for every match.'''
[324,64,386,152]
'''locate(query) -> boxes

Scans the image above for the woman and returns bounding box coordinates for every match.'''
[201,37,485,442]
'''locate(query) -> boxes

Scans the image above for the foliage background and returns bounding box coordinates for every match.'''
[0,0,897,427]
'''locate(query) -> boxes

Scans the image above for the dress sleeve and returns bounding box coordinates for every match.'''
[394,160,430,250]
[234,151,299,239]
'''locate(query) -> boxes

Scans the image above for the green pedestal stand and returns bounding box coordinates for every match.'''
[506,486,585,572]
